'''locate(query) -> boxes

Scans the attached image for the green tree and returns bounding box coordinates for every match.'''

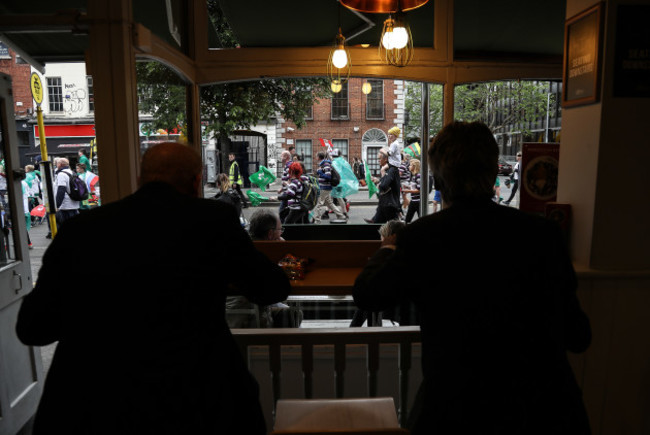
[403,82,443,140]
[404,80,556,143]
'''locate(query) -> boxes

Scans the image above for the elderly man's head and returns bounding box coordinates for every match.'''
[281,150,291,164]
[378,147,389,166]
[140,142,203,197]
[428,121,498,204]
[249,209,283,241]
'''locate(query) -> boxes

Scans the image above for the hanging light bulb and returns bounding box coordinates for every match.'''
[362,81,372,95]
[327,28,351,89]
[332,45,348,69]
[378,3,414,67]
[381,17,396,49]
[391,25,409,49]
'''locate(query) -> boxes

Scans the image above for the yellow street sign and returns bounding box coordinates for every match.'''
[30,72,43,105]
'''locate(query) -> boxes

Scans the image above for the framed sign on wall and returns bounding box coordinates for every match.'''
[562,2,605,107]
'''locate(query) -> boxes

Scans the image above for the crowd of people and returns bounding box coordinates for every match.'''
[15,122,589,434]
[1,149,99,248]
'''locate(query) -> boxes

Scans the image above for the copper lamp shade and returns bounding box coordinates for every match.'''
[340,0,429,13]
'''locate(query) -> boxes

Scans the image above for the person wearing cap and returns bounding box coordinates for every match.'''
[503,151,522,205]
[387,126,403,168]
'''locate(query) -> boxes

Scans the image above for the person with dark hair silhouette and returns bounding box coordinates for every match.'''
[354,122,591,434]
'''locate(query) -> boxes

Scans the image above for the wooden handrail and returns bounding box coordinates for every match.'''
[232,327,421,426]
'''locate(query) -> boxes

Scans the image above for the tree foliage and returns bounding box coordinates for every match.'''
[404,80,556,142]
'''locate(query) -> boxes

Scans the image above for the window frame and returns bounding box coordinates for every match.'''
[47,77,63,113]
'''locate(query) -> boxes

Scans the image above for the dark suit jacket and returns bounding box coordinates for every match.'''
[354,198,591,434]
[16,182,290,434]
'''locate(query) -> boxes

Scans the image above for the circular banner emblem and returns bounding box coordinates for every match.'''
[30,73,44,105]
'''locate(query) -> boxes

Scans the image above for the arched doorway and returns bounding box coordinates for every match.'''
[362,128,388,176]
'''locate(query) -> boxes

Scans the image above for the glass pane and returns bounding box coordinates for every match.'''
[453,80,562,158]
[0,98,17,266]
[295,140,313,173]
[135,61,187,158]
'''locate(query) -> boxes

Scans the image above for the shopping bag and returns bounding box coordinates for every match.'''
[246,190,269,207]
[249,166,276,191]
[330,158,359,198]
[364,160,378,198]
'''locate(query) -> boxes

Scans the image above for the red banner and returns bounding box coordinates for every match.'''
[34,124,95,137]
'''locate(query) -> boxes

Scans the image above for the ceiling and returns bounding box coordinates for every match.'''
[0,0,567,68]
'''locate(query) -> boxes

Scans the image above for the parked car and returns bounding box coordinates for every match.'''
[498,157,513,176]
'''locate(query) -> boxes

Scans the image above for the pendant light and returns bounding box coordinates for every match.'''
[327,2,350,92]
[361,81,372,95]
[379,5,414,67]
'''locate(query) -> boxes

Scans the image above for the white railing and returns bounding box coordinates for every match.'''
[232,326,421,427]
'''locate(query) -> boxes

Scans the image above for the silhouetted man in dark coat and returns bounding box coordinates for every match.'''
[17,142,290,434]
[354,122,591,434]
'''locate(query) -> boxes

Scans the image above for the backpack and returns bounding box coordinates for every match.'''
[63,171,89,201]
[330,166,341,187]
[299,175,320,211]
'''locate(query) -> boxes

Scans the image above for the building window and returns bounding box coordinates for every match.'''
[331,82,349,120]
[304,105,313,120]
[366,79,384,120]
[87,76,94,113]
[362,128,388,176]
[332,139,349,161]
[365,146,382,176]
[295,139,313,173]
[47,77,63,112]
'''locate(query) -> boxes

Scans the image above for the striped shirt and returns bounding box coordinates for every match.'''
[283,177,304,209]
[317,159,335,190]
[410,173,421,202]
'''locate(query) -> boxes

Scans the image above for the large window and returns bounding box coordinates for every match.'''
[331,82,349,120]
[47,77,63,112]
[87,76,94,113]
[366,79,384,120]
[295,139,313,173]
[331,139,348,161]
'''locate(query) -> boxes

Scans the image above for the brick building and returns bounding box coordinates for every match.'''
[0,42,37,166]
[278,77,405,176]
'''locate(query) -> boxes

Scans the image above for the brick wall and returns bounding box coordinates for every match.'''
[279,78,403,165]
[0,48,33,117]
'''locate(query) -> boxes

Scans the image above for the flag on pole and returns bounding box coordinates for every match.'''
[318,138,334,154]
[364,160,378,198]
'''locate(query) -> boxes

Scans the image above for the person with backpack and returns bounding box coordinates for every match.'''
[313,151,346,224]
[277,162,306,224]
[54,157,80,227]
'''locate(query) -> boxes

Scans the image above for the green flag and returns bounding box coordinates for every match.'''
[248,165,276,191]
[246,190,269,207]
[364,160,378,198]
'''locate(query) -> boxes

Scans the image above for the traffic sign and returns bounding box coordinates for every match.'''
[30,72,43,105]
